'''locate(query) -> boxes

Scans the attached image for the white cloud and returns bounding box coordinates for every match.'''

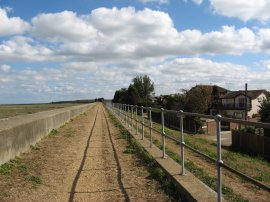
[261,60,270,70]
[0,36,60,62]
[192,0,203,5]
[31,11,98,42]
[138,0,169,4]
[210,0,270,22]
[0,64,11,73]
[28,7,269,62]
[0,7,30,36]
[0,7,269,65]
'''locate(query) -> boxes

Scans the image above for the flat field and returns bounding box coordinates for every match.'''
[0,103,80,119]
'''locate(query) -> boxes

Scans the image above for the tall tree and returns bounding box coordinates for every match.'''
[183,86,212,114]
[112,88,128,103]
[258,93,270,137]
[132,75,154,105]
[212,85,221,114]
[258,93,270,123]
[126,84,140,105]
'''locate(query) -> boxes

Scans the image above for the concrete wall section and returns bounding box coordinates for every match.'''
[0,104,93,165]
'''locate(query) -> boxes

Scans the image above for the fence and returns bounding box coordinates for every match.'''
[108,103,270,202]
[232,130,270,159]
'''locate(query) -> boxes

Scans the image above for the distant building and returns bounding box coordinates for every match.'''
[220,90,266,119]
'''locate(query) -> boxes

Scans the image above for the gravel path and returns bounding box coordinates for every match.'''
[0,103,170,202]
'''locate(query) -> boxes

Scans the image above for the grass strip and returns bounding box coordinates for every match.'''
[107,109,183,201]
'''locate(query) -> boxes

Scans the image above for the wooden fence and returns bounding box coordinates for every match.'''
[232,130,270,160]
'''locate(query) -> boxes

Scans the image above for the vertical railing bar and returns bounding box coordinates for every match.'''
[131,105,133,129]
[216,114,222,202]
[136,105,138,135]
[127,104,130,127]
[149,107,153,148]
[141,106,144,140]
[179,110,185,175]
[161,108,166,158]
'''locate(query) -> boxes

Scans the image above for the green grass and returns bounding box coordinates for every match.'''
[107,109,183,201]
[0,103,80,119]
[49,129,59,137]
[30,145,40,151]
[0,159,20,174]
[0,192,8,198]
[26,175,42,187]
[122,111,253,201]
[0,158,28,175]
[150,137,248,202]
[133,113,270,185]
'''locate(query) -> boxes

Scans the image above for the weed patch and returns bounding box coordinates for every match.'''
[26,175,42,187]
[30,145,40,151]
[49,129,58,137]
[107,108,183,201]
[0,159,20,174]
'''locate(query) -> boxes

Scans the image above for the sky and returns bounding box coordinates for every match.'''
[0,0,270,104]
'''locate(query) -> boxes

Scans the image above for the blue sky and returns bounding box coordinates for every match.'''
[0,0,270,104]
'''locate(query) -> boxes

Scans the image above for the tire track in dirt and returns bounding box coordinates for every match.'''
[0,104,171,202]
[69,104,130,201]
[68,106,100,202]
[101,107,130,201]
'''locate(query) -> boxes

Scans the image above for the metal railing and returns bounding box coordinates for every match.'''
[108,103,270,202]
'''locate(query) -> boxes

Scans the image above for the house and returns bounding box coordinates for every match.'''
[220,90,266,119]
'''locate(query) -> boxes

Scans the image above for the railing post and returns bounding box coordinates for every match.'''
[122,104,124,122]
[125,104,127,124]
[131,105,134,129]
[149,107,153,147]
[120,104,123,121]
[161,108,166,158]
[215,114,223,202]
[141,106,144,140]
[119,104,123,122]
[136,105,138,135]
[179,110,185,175]
[127,104,130,127]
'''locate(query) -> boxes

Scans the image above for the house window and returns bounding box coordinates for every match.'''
[239,98,245,108]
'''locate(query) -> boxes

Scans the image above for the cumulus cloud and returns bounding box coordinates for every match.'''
[0,7,30,36]
[23,7,269,64]
[0,36,63,62]
[192,0,203,5]
[210,0,270,22]
[0,7,269,64]
[31,11,98,42]
[138,0,169,4]
[0,64,11,73]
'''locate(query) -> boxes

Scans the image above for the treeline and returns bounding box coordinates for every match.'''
[112,75,154,106]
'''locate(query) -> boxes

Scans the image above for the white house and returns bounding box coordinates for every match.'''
[220,90,266,119]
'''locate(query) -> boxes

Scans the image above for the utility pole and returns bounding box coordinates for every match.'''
[245,83,248,121]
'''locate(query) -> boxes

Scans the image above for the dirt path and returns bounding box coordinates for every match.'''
[0,103,170,202]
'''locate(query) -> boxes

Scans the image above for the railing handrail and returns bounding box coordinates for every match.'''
[108,102,270,202]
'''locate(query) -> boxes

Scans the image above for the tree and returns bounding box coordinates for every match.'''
[258,93,270,137]
[132,75,154,105]
[259,94,270,122]
[211,85,221,114]
[126,84,140,105]
[183,86,212,114]
[112,88,128,103]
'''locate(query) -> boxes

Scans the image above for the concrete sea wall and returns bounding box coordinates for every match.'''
[0,104,93,165]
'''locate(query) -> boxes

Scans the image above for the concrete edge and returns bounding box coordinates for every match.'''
[0,103,95,165]
[110,110,220,202]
